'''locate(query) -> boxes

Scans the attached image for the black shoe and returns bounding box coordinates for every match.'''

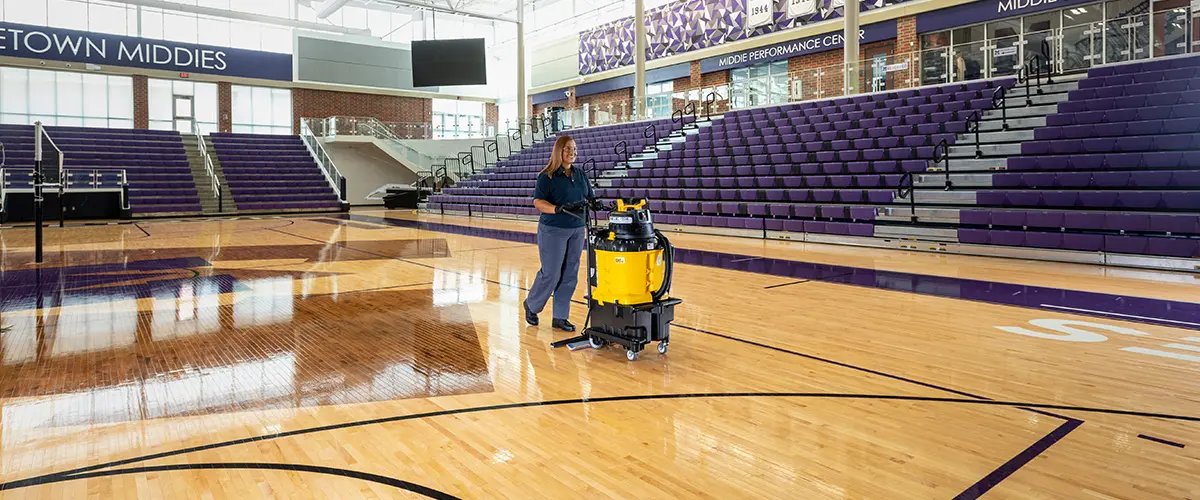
[523,301,539,326]
[552,318,576,332]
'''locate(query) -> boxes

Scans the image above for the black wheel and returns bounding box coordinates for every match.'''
[657,342,668,354]
[589,336,605,349]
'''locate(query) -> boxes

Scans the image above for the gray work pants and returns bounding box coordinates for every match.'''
[525,223,586,320]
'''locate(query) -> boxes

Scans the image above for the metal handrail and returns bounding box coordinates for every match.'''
[614,140,630,167]
[992,86,1009,131]
[896,171,917,223]
[194,124,222,212]
[313,116,442,171]
[931,139,952,190]
[300,118,347,203]
[967,109,983,159]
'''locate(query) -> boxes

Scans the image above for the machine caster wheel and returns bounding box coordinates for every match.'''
[626,350,639,361]
[657,342,668,354]
[589,336,606,349]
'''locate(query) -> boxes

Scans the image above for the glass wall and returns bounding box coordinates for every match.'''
[149,79,217,134]
[919,0,1186,82]
[231,85,292,135]
[644,81,674,119]
[1,0,295,53]
[0,67,133,128]
[729,61,790,109]
[432,99,485,139]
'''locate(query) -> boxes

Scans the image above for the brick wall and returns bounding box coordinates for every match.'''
[132,75,148,129]
[217,82,232,133]
[788,47,845,100]
[578,88,634,125]
[533,98,568,117]
[291,88,432,136]
[485,103,498,134]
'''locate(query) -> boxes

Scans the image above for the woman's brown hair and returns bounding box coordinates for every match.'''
[540,135,576,178]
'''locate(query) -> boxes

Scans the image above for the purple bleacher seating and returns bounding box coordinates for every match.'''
[209,132,341,212]
[0,124,200,214]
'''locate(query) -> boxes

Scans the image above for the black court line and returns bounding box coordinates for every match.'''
[133,223,150,237]
[953,418,1084,499]
[3,392,1196,493]
[763,279,810,289]
[16,463,459,499]
[1137,434,1187,448]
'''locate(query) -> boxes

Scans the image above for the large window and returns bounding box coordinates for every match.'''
[149,79,218,134]
[231,85,292,135]
[1,0,295,54]
[432,99,485,139]
[918,1,1182,82]
[0,67,133,128]
[644,81,674,119]
[730,61,789,109]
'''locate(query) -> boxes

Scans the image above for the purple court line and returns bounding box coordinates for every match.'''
[342,214,1200,331]
[1137,434,1187,448]
[953,418,1084,499]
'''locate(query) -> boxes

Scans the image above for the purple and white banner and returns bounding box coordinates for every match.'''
[579,0,900,75]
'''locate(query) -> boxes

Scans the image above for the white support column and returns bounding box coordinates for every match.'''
[843,0,860,95]
[634,0,647,120]
[517,0,527,124]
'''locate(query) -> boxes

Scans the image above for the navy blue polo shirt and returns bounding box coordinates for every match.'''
[533,166,594,228]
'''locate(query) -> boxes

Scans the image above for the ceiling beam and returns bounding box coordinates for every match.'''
[101,0,373,36]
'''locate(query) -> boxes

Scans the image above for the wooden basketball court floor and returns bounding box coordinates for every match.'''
[0,209,1196,499]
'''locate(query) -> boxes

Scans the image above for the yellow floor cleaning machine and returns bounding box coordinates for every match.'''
[551,198,682,361]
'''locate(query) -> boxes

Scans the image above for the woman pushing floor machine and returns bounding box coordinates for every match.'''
[551,197,682,361]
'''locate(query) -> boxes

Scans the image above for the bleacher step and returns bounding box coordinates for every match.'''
[977,116,1046,131]
[958,129,1036,144]
[911,190,976,204]
[875,206,960,223]
[985,103,1058,119]
[874,225,960,242]
[915,173,993,188]
[949,143,1020,157]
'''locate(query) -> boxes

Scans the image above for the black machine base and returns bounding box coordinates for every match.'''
[551,297,682,361]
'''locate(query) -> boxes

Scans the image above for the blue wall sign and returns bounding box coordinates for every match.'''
[0,21,293,81]
[699,20,898,73]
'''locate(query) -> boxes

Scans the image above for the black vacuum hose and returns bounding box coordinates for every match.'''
[651,229,674,301]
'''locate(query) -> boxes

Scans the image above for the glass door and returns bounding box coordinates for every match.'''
[173,95,194,133]
[1023,11,1061,73]
[988,19,1022,77]
[1062,4,1105,72]
[951,25,986,82]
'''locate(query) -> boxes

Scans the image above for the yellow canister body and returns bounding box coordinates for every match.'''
[591,248,666,305]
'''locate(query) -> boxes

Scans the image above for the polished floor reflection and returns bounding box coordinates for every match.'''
[0,211,1197,499]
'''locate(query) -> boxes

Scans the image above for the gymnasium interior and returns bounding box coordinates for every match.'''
[0,0,1197,498]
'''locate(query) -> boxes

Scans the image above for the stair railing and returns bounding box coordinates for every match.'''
[643,123,658,152]
[458,152,474,177]
[508,127,525,151]
[896,172,917,223]
[931,138,952,190]
[614,140,630,167]
[300,118,347,206]
[967,109,984,159]
[703,91,720,121]
[484,140,499,168]
[992,85,1009,131]
[471,144,486,173]
[194,125,222,212]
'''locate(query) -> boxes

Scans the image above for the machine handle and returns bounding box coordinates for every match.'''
[651,229,674,301]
